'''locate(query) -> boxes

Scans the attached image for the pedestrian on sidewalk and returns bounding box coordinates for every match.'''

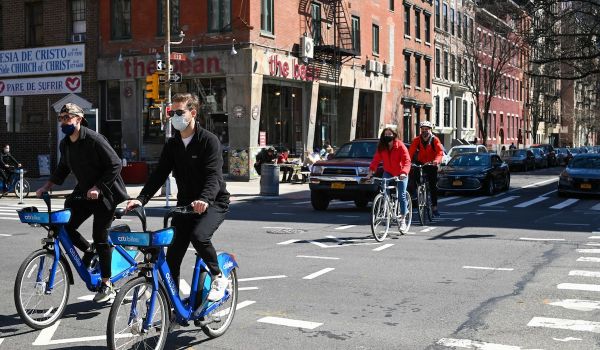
[35,103,128,303]
[125,93,231,302]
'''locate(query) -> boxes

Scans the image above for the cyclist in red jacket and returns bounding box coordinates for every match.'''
[367,127,411,231]
[408,121,444,217]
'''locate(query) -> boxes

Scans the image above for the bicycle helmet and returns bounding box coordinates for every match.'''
[419,120,433,129]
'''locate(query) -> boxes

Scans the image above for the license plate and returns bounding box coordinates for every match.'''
[331,182,345,189]
[581,183,592,189]
[452,180,463,186]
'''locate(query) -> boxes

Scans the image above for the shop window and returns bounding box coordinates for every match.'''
[311,2,322,45]
[157,0,180,36]
[25,2,43,46]
[260,84,304,155]
[111,0,131,40]
[372,24,379,55]
[351,16,361,53]
[261,0,274,35]
[208,0,231,32]
[71,0,86,34]
[356,92,377,140]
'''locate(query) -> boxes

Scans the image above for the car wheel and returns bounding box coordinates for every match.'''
[311,191,330,211]
[354,199,368,209]
[485,178,495,196]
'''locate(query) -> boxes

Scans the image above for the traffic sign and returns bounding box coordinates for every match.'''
[156,60,165,71]
[170,52,187,61]
[169,73,183,84]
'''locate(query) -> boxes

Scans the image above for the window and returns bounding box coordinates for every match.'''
[443,3,448,32]
[457,11,461,38]
[435,49,441,78]
[71,0,86,34]
[25,2,44,46]
[463,14,468,40]
[470,102,474,128]
[444,98,450,127]
[157,0,180,36]
[311,2,322,44]
[450,54,455,81]
[435,96,441,126]
[424,14,430,42]
[111,0,131,40]
[415,56,421,87]
[443,51,448,80]
[261,0,274,34]
[469,18,474,42]
[404,5,411,36]
[457,56,462,83]
[390,0,395,11]
[435,0,440,28]
[415,10,421,40]
[351,16,361,53]
[404,55,411,85]
[425,59,431,89]
[208,0,231,32]
[450,8,454,36]
[372,24,379,55]
[462,100,468,128]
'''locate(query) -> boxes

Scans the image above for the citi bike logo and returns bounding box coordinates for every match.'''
[165,272,177,295]
[70,247,82,267]
[223,261,234,270]
[117,235,140,244]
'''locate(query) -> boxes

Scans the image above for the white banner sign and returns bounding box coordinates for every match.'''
[0,75,82,96]
[0,44,85,78]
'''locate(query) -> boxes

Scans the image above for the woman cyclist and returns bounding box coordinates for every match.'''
[367,128,411,231]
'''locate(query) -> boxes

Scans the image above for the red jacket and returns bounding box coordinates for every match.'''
[369,140,411,176]
[408,136,444,164]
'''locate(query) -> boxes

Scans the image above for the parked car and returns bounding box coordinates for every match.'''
[531,144,557,166]
[555,148,573,166]
[500,149,536,171]
[557,154,600,197]
[308,139,382,210]
[442,144,488,165]
[437,153,510,195]
[529,148,548,169]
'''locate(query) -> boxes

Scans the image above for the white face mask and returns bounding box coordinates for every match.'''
[3,148,8,153]
[171,116,190,131]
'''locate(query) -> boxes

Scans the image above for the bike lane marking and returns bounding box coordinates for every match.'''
[303,268,335,280]
[257,316,322,329]
[528,316,600,333]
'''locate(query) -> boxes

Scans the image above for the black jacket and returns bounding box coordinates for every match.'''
[137,124,230,207]
[50,126,128,208]
[0,153,19,168]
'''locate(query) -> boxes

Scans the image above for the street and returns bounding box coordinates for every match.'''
[1,167,600,349]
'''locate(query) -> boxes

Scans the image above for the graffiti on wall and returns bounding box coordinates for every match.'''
[229,149,249,177]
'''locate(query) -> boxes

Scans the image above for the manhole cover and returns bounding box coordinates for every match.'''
[266,228,307,234]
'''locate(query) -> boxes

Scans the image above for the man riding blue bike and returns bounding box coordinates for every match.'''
[408,121,444,217]
[126,93,230,302]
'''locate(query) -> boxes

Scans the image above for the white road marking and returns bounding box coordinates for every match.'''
[373,244,394,251]
[548,299,600,311]
[477,209,508,212]
[539,189,558,197]
[238,275,287,282]
[296,255,340,260]
[257,316,322,329]
[463,266,514,271]
[239,287,259,291]
[590,236,600,239]
[514,197,549,208]
[558,283,600,292]
[590,203,600,211]
[577,249,600,254]
[448,197,487,206]
[292,201,311,205]
[308,240,329,248]
[569,270,600,278]
[550,198,579,209]
[263,226,294,229]
[0,217,20,220]
[0,339,3,345]
[303,268,335,280]
[77,295,94,301]
[587,243,600,246]
[0,233,12,237]
[528,316,600,333]
[519,178,558,189]
[556,223,590,226]
[553,337,582,342]
[271,212,293,215]
[437,196,459,203]
[578,257,600,262]
[335,225,356,230]
[519,238,565,241]
[436,337,525,349]
[420,227,436,233]
[277,239,300,245]
[32,320,60,345]
[336,215,361,218]
[179,279,191,296]
[452,218,463,222]
[480,196,519,207]
[214,300,255,317]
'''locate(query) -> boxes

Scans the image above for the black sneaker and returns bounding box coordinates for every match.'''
[93,282,115,303]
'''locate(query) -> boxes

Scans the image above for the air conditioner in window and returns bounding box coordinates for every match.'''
[300,36,314,59]
[383,63,393,76]
[366,59,376,72]
[374,61,383,74]
[71,33,86,43]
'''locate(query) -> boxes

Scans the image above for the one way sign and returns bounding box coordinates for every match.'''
[169,73,183,84]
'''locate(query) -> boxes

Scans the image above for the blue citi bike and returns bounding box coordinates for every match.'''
[0,167,30,198]
[106,205,239,350]
[13,193,141,329]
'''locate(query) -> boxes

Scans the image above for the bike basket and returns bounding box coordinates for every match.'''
[109,228,175,247]
[18,209,71,224]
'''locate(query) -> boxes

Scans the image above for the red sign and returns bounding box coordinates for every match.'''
[259,131,267,147]
[170,52,187,61]
[268,55,319,81]
[123,56,220,78]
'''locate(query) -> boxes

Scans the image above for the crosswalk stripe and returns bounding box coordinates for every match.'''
[558,283,600,292]
[436,338,525,349]
[479,196,519,207]
[577,249,600,254]
[550,198,579,209]
[548,299,600,311]
[514,196,549,208]
[578,257,600,262]
[528,316,600,333]
[569,270,600,278]
[591,203,600,211]
[448,197,487,207]
[437,196,459,203]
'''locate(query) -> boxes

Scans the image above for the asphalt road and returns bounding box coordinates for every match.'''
[1,167,600,349]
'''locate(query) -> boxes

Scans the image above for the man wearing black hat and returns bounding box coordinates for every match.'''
[35,102,128,303]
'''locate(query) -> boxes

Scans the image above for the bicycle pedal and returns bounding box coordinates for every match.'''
[194,315,220,327]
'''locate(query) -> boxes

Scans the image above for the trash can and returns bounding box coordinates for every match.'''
[260,163,279,196]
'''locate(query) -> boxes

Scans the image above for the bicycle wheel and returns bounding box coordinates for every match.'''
[14,249,70,329]
[425,184,434,222]
[417,185,427,226]
[14,179,30,198]
[398,191,413,234]
[107,276,169,350]
[202,268,238,338]
[371,193,390,242]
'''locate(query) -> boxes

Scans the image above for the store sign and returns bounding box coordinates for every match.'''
[268,55,319,81]
[0,44,85,78]
[259,131,267,147]
[0,75,82,96]
[123,56,221,78]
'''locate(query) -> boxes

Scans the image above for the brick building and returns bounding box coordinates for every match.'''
[0,0,99,176]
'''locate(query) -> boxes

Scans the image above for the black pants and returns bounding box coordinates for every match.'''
[167,204,228,286]
[0,168,9,189]
[64,196,115,279]
[281,167,293,182]
[409,165,439,207]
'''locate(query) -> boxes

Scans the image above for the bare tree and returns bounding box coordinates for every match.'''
[462,2,524,146]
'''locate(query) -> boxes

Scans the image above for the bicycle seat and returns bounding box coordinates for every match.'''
[17,208,71,224]
[109,227,175,247]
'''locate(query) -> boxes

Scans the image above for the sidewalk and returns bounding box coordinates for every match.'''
[26,174,309,207]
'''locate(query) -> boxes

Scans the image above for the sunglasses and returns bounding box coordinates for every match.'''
[167,109,189,117]
[57,114,77,122]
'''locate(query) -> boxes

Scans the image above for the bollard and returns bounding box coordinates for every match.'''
[260,163,280,196]
[18,168,24,204]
